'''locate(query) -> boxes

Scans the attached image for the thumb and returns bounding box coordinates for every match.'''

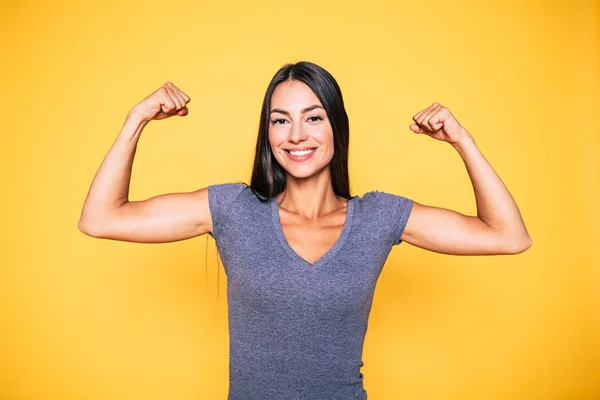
[177,107,189,116]
[409,123,423,133]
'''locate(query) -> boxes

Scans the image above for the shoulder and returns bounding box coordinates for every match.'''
[208,182,259,239]
[354,189,414,211]
[208,182,247,198]
[207,182,250,213]
[353,190,415,246]
[208,182,271,217]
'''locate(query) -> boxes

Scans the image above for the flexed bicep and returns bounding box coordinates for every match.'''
[400,201,529,255]
[79,188,213,244]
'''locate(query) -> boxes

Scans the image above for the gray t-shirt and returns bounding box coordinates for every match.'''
[208,183,414,400]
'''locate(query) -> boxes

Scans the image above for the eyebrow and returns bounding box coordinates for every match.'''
[269,104,324,116]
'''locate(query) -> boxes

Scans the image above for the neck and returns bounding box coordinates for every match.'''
[276,167,343,220]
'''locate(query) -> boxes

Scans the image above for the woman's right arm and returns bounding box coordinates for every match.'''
[77,82,213,243]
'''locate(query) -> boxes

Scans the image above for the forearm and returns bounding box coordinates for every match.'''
[78,111,149,228]
[452,129,531,244]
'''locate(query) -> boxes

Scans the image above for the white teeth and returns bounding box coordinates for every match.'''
[289,149,315,156]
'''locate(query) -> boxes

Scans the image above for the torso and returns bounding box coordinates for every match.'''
[277,200,348,264]
[208,182,412,399]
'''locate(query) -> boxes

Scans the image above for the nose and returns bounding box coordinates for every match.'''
[288,122,308,144]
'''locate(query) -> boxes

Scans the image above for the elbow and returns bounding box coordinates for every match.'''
[508,235,532,254]
[78,218,103,238]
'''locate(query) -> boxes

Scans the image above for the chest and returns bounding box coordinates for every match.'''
[279,211,346,265]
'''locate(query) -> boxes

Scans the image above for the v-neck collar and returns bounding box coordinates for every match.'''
[270,195,355,268]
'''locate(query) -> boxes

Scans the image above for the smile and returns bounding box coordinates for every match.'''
[289,149,314,156]
[285,148,316,162]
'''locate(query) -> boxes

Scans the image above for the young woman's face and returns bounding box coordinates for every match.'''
[268,80,334,180]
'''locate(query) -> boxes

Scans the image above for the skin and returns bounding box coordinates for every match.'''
[268,80,349,263]
[78,80,532,257]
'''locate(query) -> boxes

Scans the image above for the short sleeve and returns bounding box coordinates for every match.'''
[369,190,415,246]
[207,183,246,239]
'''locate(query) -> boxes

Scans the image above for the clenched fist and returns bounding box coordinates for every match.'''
[409,102,470,144]
[129,82,191,122]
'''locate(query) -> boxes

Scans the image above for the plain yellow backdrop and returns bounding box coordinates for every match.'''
[2,0,599,398]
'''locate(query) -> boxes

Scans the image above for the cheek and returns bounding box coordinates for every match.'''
[327,132,335,149]
[314,128,335,152]
[324,131,335,161]
[267,128,278,145]
[268,130,285,154]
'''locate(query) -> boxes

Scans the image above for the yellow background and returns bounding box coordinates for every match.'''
[2,0,599,398]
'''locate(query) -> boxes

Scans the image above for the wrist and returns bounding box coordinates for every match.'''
[450,129,475,150]
[124,110,150,130]
[126,108,147,124]
[119,110,150,142]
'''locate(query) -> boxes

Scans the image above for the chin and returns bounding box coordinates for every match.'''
[285,170,316,180]
[281,164,330,180]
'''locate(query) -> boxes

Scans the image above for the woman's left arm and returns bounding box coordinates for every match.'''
[401,102,532,255]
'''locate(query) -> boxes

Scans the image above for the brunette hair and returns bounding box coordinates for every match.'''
[210,61,352,309]
[250,61,351,200]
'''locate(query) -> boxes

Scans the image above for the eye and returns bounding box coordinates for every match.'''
[271,118,287,124]
[308,116,323,122]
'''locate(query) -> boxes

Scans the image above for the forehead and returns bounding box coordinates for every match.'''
[271,80,322,110]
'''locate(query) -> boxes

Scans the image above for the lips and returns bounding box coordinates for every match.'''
[285,147,316,152]
[284,147,316,162]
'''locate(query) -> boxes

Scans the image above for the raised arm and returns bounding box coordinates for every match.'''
[400,103,532,255]
[78,82,213,243]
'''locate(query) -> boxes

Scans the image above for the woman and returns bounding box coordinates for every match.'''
[78,61,531,399]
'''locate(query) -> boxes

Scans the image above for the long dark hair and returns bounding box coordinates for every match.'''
[249,61,351,200]
[209,62,352,310]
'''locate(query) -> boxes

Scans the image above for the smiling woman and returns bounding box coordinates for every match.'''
[78,61,531,399]
[268,83,335,178]
[250,62,350,201]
